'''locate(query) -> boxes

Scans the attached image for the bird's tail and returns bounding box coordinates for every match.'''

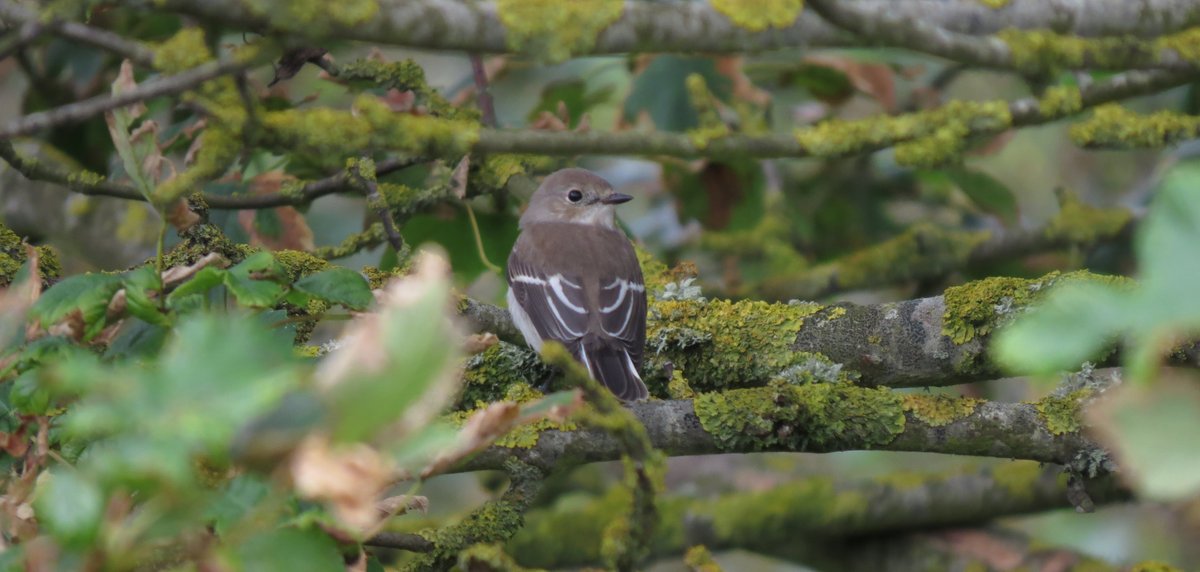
[573,337,648,402]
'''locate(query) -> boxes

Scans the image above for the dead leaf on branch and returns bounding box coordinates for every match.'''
[801,55,897,112]
[237,171,316,251]
[464,332,499,354]
[290,435,392,533]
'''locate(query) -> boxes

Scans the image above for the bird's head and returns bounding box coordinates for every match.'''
[519,168,633,229]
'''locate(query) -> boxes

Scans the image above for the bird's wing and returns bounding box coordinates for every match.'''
[594,267,646,367]
[506,248,590,344]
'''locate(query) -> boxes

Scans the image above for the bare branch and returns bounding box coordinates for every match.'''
[0,58,254,139]
[349,157,407,254]
[0,0,156,66]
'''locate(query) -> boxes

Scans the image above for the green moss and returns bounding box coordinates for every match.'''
[941,270,1130,344]
[704,476,869,549]
[694,381,906,452]
[337,59,474,121]
[902,393,982,427]
[683,545,722,572]
[795,100,1011,166]
[459,342,554,410]
[990,460,1044,501]
[495,0,623,62]
[153,28,212,72]
[455,542,542,571]
[161,222,254,268]
[1038,85,1083,116]
[362,264,410,290]
[666,369,695,400]
[260,95,479,163]
[471,155,549,193]
[1044,191,1131,243]
[646,297,832,391]
[1034,389,1091,435]
[834,224,988,291]
[1069,104,1200,149]
[313,223,386,260]
[273,249,331,281]
[1158,27,1200,63]
[156,125,241,204]
[0,223,60,287]
[710,0,803,32]
[636,246,672,294]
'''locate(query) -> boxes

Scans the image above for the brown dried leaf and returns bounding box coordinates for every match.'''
[166,199,201,233]
[376,495,428,518]
[464,332,499,354]
[449,155,471,200]
[0,430,29,457]
[290,435,392,532]
[237,172,315,251]
[715,56,771,106]
[803,56,896,112]
[530,110,568,131]
[161,252,229,286]
[111,60,147,119]
[270,46,329,87]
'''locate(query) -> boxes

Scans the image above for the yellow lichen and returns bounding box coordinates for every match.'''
[242,0,378,31]
[711,0,803,32]
[1038,85,1083,117]
[795,100,1011,167]
[683,545,723,572]
[666,369,695,400]
[1044,191,1131,243]
[1158,27,1200,63]
[977,0,1010,7]
[495,0,623,62]
[990,460,1044,501]
[154,27,212,73]
[1069,104,1200,149]
[1033,389,1091,436]
[902,393,982,427]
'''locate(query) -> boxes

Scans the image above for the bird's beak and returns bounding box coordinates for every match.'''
[600,193,633,205]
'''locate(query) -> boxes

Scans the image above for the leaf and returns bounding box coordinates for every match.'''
[166,266,226,306]
[9,371,51,415]
[289,435,392,533]
[1087,374,1200,500]
[223,251,288,308]
[663,159,765,231]
[623,56,732,131]
[992,282,1126,375]
[315,250,462,443]
[120,265,169,327]
[235,527,344,572]
[29,273,123,341]
[527,78,614,129]
[292,268,374,311]
[205,474,271,535]
[802,56,896,111]
[33,470,105,548]
[0,248,41,349]
[403,205,519,285]
[236,172,316,251]
[946,168,1020,226]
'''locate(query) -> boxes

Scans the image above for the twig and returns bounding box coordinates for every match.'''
[0,21,41,62]
[469,54,496,128]
[349,157,406,255]
[0,0,155,66]
[0,141,420,209]
[363,531,434,553]
[0,57,254,139]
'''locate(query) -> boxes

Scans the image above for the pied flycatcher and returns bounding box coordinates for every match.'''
[506,168,649,401]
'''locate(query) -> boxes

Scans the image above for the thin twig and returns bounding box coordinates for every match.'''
[363,531,434,553]
[0,0,155,66]
[469,54,497,128]
[350,157,406,254]
[0,57,253,139]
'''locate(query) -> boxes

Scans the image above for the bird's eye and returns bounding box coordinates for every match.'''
[567,189,584,203]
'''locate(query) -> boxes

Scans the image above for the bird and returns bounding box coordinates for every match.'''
[505,168,649,401]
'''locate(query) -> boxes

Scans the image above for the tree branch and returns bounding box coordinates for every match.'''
[0,57,254,139]
[502,462,1128,569]
[0,0,156,66]
[128,0,1200,55]
[453,390,1106,475]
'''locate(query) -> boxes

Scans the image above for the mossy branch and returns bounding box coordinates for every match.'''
[125,0,1200,56]
[501,462,1127,569]
[450,386,1107,475]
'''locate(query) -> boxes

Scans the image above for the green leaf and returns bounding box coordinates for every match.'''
[235,527,344,572]
[224,252,287,308]
[29,273,123,340]
[623,56,731,131]
[167,266,226,306]
[1089,379,1200,501]
[9,371,51,414]
[993,282,1125,375]
[34,470,105,548]
[121,265,170,326]
[404,206,518,285]
[206,474,271,535]
[292,268,373,310]
[527,78,614,129]
[946,168,1019,226]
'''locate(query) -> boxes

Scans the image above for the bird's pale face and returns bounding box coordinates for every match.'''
[520,168,632,229]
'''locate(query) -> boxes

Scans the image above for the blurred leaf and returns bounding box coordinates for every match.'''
[1088,376,1200,500]
[527,79,613,129]
[104,61,154,199]
[235,527,343,571]
[206,474,271,535]
[784,62,854,104]
[10,371,51,415]
[315,252,461,443]
[292,269,373,311]
[0,251,41,349]
[664,159,765,231]
[121,265,169,327]
[237,172,315,251]
[624,56,731,131]
[224,252,288,308]
[33,470,105,548]
[946,168,1019,226]
[993,282,1126,375]
[800,56,896,111]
